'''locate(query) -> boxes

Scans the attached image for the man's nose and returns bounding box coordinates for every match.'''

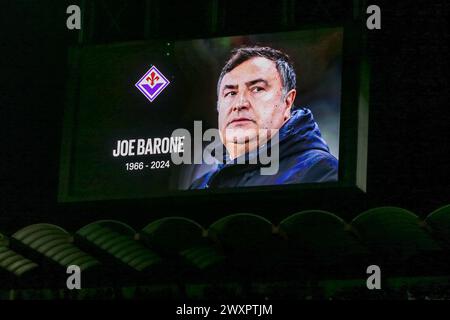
[232,92,250,112]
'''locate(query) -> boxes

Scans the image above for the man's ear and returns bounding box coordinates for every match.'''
[283,89,296,120]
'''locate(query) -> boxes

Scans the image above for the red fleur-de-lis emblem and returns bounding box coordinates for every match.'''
[146,71,160,86]
[136,65,170,102]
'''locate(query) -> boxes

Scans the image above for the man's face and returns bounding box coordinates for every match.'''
[217,57,295,155]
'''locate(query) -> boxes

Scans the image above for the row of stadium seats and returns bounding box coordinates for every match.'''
[1,205,450,296]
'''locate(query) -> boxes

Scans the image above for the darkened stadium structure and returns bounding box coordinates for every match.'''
[1,205,450,299]
[2,0,449,301]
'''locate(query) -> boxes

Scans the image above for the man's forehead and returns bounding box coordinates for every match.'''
[221,57,280,87]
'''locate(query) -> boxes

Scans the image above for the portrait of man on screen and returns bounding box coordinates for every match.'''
[189,46,338,189]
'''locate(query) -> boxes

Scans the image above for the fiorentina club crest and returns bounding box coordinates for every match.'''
[135,65,170,102]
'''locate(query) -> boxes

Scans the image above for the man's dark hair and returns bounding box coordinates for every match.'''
[217,46,296,98]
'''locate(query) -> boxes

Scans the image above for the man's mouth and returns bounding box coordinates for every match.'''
[227,117,255,126]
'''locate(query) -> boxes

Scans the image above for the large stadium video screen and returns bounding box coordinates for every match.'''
[59,27,343,201]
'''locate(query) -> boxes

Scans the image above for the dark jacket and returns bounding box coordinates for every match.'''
[190,108,338,189]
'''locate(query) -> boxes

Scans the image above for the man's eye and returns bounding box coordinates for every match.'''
[224,91,236,97]
[251,87,264,93]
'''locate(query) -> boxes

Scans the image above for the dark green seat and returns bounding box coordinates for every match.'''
[140,217,218,279]
[279,210,368,272]
[425,205,450,248]
[351,207,442,270]
[12,224,99,272]
[140,217,205,254]
[208,213,274,253]
[76,220,161,273]
[208,214,278,278]
[0,233,38,281]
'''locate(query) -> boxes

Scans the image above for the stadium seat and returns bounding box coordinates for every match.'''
[140,217,221,279]
[76,220,162,278]
[11,224,99,272]
[208,213,274,251]
[279,210,368,275]
[425,205,450,248]
[351,207,443,273]
[0,232,39,288]
[207,213,281,278]
[140,217,205,254]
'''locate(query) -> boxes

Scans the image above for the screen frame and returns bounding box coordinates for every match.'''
[58,21,369,204]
